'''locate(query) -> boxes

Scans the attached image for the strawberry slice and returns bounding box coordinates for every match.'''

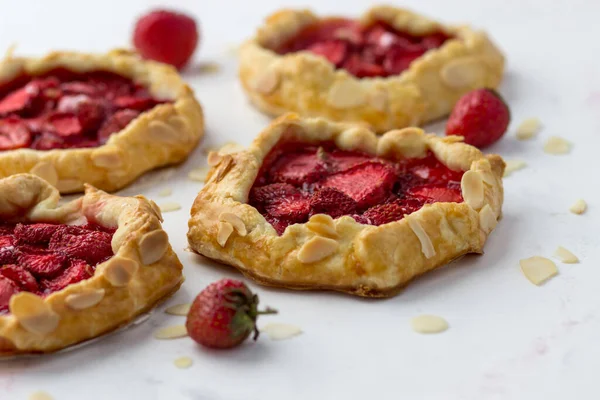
[49,230,113,265]
[41,259,93,293]
[409,186,463,203]
[0,87,34,115]
[97,109,140,143]
[0,276,19,313]
[422,32,450,50]
[47,113,83,137]
[30,132,65,150]
[114,96,158,111]
[264,215,289,236]
[328,152,372,173]
[60,82,98,96]
[0,120,32,150]
[17,250,67,279]
[342,53,386,78]
[0,264,39,292]
[363,198,425,225]
[309,187,357,218]
[321,161,396,209]
[270,151,327,185]
[383,46,425,75]
[249,183,299,205]
[0,235,16,265]
[306,40,348,66]
[13,223,88,245]
[265,194,310,222]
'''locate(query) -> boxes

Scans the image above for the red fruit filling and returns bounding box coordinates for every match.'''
[274,19,452,78]
[0,70,169,151]
[0,221,116,313]
[249,142,464,235]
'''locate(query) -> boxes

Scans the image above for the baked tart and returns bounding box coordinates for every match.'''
[239,5,504,132]
[188,113,505,297]
[0,174,183,355]
[0,49,204,193]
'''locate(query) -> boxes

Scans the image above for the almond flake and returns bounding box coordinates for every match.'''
[410,315,449,334]
[520,256,558,286]
[28,392,54,400]
[503,160,526,177]
[207,151,223,166]
[165,303,191,316]
[261,323,303,341]
[306,214,338,238]
[440,57,484,88]
[10,292,60,335]
[479,204,497,234]
[188,167,210,182]
[219,212,247,236]
[153,325,188,340]
[407,218,436,259]
[174,356,193,369]
[199,62,221,74]
[543,136,571,155]
[554,246,579,264]
[65,289,105,310]
[158,188,172,197]
[218,142,244,155]
[138,230,169,265]
[297,236,339,263]
[217,221,234,247]
[569,199,587,215]
[327,80,366,109]
[461,170,484,210]
[515,117,541,140]
[255,69,280,95]
[159,201,181,213]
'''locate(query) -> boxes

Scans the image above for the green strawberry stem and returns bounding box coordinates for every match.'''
[226,289,277,341]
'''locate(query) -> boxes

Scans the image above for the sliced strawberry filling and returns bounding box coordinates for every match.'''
[0,221,116,313]
[274,19,452,78]
[0,70,168,151]
[249,142,464,235]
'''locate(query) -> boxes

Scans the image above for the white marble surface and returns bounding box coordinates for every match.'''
[1,0,600,399]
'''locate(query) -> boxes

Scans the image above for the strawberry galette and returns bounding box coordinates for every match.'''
[188,114,505,297]
[0,49,204,193]
[239,6,505,132]
[0,174,183,355]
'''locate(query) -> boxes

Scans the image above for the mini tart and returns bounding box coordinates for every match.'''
[187,113,505,298]
[0,49,204,193]
[0,174,183,355]
[239,6,505,132]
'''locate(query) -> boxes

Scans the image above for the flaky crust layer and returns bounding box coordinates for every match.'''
[239,5,505,132]
[0,174,183,355]
[188,113,505,298]
[0,49,204,193]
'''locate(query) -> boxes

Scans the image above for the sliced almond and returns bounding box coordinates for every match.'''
[503,160,527,177]
[254,69,280,95]
[369,90,388,112]
[297,236,339,263]
[461,170,484,210]
[102,256,139,287]
[91,148,123,168]
[10,292,59,335]
[159,201,182,213]
[327,80,366,109]
[261,323,303,341]
[207,151,223,166]
[217,221,234,247]
[188,167,210,182]
[306,214,338,238]
[219,212,247,236]
[28,392,54,400]
[543,136,571,155]
[65,289,105,310]
[479,204,498,234]
[30,162,58,187]
[554,246,579,264]
[515,117,541,140]
[154,325,188,340]
[138,230,169,265]
[174,356,193,369]
[56,178,82,193]
[218,142,244,155]
[520,256,558,286]
[569,199,587,215]
[158,188,172,197]
[407,218,436,259]
[410,315,449,334]
[440,57,484,88]
[215,155,235,182]
[199,62,221,74]
[165,303,191,316]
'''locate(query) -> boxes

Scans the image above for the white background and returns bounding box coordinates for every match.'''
[1,0,600,399]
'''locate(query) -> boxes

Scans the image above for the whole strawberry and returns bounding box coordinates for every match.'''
[186,279,276,349]
[446,88,510,148]
[133,9,199,70]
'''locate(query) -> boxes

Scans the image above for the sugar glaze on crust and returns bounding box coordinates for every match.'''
[0,49,204,193]
[0,174,183,355]
[187,113,505,298]
[239,5,505,132]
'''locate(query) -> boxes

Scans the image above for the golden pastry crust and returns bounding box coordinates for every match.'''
[239,5,505,132]
[0,174,183,355]
[187,113,505,298]
[0,49,204,193]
